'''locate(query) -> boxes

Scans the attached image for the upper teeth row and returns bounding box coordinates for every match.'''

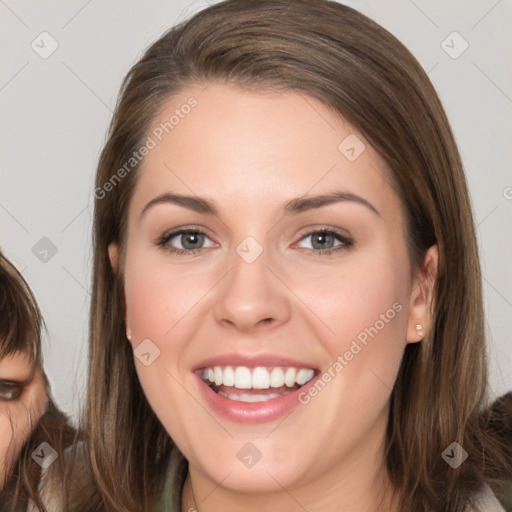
[202,366,315,389]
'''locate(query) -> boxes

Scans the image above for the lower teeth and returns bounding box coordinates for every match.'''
[217,390,291,402]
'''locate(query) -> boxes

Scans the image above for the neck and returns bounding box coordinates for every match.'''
[180,411,399,512]
[182,468,397,512]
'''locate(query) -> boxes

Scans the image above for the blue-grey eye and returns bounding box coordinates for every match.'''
[0,381,23,401]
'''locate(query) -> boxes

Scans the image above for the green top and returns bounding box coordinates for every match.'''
[155,448,183,512]
[155,476,176,512]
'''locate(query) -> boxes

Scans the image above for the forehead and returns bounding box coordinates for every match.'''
[131,82,401,223]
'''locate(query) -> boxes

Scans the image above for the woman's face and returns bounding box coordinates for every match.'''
[115,83,434,497]
[0,351,47,487]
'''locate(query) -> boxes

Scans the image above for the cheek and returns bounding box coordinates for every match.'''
[298,256,408,347]
[123,257,210,450]
[293,253,410,408]
[0,412,14,464]
[0,406,28,479]
[122,250,211,416]
[124,255,208,344]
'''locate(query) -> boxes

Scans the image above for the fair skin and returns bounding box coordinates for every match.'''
[0,351,47,488]
[110,82,437,512]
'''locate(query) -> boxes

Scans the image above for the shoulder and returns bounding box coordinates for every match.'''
[28,441,88,512]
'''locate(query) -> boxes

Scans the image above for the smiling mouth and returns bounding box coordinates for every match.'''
[200,365,318,403]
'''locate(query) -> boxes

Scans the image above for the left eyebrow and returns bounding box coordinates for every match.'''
[280,190,380,217]
[139,189,380,221]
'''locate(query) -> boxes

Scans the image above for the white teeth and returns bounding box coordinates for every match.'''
[296,368,315,385]
[234,366,252,389]
[252,367,270,389]
[214,366,223,386]
[202,365,315,390]
[223,366,235,387]
[284,367,296,387]
[270,367,285,388]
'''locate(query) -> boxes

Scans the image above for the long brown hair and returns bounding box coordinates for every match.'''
[71,1,512,510]
[0,251,76,511]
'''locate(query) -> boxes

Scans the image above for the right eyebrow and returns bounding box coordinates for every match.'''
[140,193,219,221]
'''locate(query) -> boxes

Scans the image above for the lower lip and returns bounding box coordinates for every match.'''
[194,372,320,424]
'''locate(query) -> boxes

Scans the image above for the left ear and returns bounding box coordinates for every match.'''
[108,243,119,273]
[406,244,438,343]
[108,242,131,341]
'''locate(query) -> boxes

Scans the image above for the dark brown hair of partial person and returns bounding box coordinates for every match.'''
[65,0,512,511]
[0,251,76,512]
[1,397,76,512]
[0,251,42,365]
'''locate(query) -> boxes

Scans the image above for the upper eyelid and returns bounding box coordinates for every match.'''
[296,225,352,238]
[160,225,350,237]
[159,226,215,243]
[160,223,351,235]
[0,379,24,387]
[0,371,34,386]
[160,225,211,236]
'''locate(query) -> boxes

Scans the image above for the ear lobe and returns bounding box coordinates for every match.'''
[406,244,438,343]
[108,243,119,273]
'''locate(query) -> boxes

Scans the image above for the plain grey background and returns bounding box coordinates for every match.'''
[1,0,511,422]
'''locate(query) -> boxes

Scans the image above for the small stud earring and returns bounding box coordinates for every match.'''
[416,324,423,336]
[126,329,132,341]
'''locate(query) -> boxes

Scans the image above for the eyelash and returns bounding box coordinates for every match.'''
[155,227,353,256]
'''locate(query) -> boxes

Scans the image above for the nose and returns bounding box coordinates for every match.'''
[213,243,291,333]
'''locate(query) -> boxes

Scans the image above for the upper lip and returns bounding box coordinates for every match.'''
[192,353,319,372]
